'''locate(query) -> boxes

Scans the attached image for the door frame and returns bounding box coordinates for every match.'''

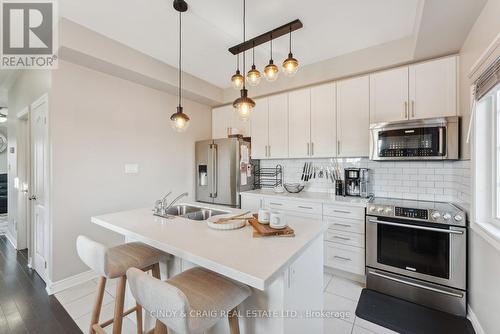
[16,107,30,257]
[28,93,51,284]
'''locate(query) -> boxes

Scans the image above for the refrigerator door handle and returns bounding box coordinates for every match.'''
[208,144,213,198]
[212,144,218,198]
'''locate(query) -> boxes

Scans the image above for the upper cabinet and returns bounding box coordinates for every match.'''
[408,56,457,120]
[311,83,336,157]
[370,56,458,124]
[212,105,251,139]
[369,67,409,124]
[288,88,311,158]
[337,76,369,157]
[250,94,288,159]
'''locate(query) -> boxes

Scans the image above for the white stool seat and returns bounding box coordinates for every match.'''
[77,235,166,279]
[127,267,252,334]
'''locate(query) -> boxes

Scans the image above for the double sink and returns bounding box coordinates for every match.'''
[156,204,229,221]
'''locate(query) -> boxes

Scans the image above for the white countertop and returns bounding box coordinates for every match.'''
[91,202,326,290]
[241,189,370,208]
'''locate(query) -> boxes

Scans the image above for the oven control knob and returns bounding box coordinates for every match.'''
[431,211,441,219]
[454,214,463,222]
[369,206,377,213]
[384,208,393,215]
[443,213,452,220]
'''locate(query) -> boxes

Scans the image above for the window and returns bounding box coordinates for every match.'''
[474,83,500,229]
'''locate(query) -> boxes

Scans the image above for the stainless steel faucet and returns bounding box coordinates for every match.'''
[165,192,189,211]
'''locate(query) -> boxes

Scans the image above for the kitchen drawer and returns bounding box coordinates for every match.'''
[324,230,364,248]
[265,198,322,215]
[324,242,365,275]
[323,204,365,220]
[325,217,365,234]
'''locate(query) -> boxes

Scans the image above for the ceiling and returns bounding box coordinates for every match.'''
[60,0,421,88]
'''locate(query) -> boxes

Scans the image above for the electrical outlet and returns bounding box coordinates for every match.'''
[124,163,139,174]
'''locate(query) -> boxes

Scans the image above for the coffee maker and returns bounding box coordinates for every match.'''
[344,168,370,198]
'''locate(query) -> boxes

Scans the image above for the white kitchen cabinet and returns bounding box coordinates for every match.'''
[337,75,369,157]
[250,98,268,159]
[288,88,311,158]
[267,93,289,158]
[240,194,263,211]
[369,67,409,123]
[212,105,232,139]
[311,83,336,157]
[212,105,251,139]
[250,95,288,159]
[409,56,457,120]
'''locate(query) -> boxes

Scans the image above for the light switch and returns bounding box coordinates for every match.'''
[124,163,139,174]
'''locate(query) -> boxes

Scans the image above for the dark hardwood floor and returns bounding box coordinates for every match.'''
[0,236,82,334]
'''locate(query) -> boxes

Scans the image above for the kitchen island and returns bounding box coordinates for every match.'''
[91,202,326,334]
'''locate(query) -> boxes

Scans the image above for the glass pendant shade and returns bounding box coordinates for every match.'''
[170,106,190,132]
[264,60,279,81]
[231,70,244,90]
[282,53,299,76]
[247,65,261,86]
[233,88,255,121]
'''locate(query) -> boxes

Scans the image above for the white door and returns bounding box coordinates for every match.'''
[30,95,49,282]
[311,83,336,157]
[337,75,370,157]
[268,93,288,158]
[250,98,269,159]
[409,56,457,120]
[369,67,409,123]
[211,106,232,139]
[288,88,311,158]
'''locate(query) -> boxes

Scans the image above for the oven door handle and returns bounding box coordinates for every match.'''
[368,270,464,298]
[368,219,464,235]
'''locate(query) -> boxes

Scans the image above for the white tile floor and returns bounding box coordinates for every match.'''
[56,273,397,334]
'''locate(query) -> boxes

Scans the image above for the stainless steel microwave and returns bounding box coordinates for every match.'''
[369,116,459,160]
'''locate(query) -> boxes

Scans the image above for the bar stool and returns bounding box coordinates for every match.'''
[76,235,167,334]
[127,266,252,334]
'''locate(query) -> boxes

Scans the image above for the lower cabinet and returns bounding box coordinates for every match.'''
[241,193,367,277]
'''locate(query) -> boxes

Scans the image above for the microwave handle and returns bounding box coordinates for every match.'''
[438,127,444,155]
[368,219,464,234]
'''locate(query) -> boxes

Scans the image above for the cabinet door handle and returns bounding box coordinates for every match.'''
[298,206,313,210]
[411,100,415,117]
[333,223,352,227]
[333,236,351,241]
[307,142,310,156]
[333,209,351,214]
[269,202,283,206]
[404,101,408,118]
[311,142,314,156]
[333,255,351,262]
[268,145,271,157]
[337,140,341,155]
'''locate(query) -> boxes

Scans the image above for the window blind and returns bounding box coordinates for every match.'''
[475,56,500,100]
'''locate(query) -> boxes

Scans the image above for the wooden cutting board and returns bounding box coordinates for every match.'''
[248,216,295,237]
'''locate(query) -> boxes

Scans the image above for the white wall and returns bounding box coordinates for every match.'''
[0,125,8,174]
[458,0,500,333]
[7,70,51,247]
[49,60,212,281]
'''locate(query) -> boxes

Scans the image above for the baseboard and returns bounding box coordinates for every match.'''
[5,231,17,249]
[45,269,97,295]
[468,305,485,334]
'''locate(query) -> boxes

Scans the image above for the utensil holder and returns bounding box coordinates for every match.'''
[335,180,344,196]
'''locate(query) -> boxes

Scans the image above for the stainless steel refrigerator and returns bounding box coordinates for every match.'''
[195,138,255,207]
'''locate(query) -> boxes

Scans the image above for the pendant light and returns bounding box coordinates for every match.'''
[247,42,261,86]
[170,0,190,132]
[233,0,255,121]
[231,54,244,90]
[282,26,299,76]
[264,34,279,81]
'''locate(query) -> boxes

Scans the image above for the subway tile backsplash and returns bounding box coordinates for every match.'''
[260,158,471,206]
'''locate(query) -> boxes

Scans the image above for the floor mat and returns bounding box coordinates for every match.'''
[355,289,475,334]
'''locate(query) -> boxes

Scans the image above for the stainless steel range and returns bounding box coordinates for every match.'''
[366,198,467,316]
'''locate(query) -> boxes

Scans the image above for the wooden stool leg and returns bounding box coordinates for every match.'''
[89,277,107,334]
[153,320,168,334]
[113,276,127,334]
[135,303,143,334]
[151,263,161,279]
[228,307,240,334]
